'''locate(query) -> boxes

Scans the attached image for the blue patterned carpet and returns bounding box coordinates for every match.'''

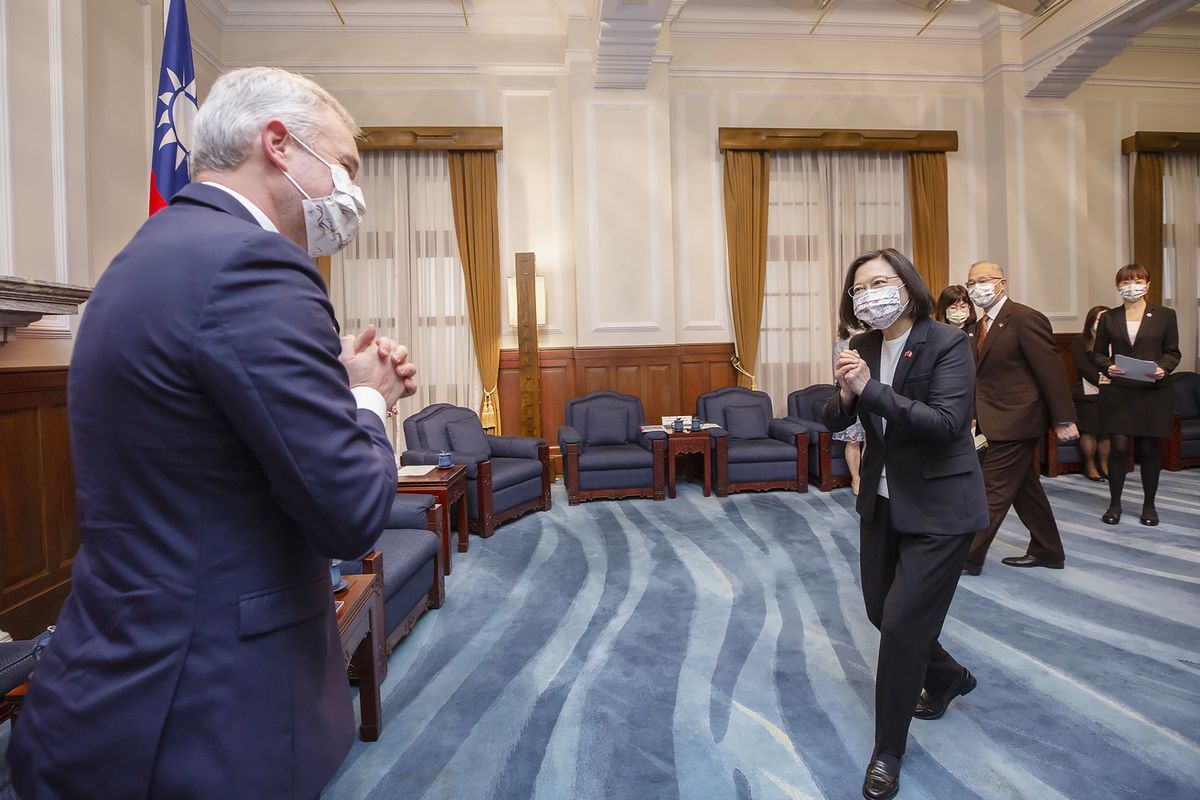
[3,469,1198,799]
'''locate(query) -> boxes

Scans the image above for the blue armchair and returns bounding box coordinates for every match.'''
[696,386,808,497]
[559,391,666,505]
[786,384,853,491]
[341,493,444,658]
[402,404,551,537]
[1167,371,1200,471]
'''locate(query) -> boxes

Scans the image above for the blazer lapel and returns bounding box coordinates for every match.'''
[890,318,928,391]
[1110,305,1132,349]
[977,300,1013,366]
[856,331,885,440]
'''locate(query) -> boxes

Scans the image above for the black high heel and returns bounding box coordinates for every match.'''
[1101,506,1122,525]
[1140,505,1159,526]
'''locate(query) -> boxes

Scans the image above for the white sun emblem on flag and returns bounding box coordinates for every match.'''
[156,67,198,169]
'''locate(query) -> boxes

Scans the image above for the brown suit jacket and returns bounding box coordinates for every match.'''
[970,298,1075,441]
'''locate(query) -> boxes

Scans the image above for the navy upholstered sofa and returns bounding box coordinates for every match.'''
[786,384,854,491]
[341,493,444,655]
[401,404,550,537]
[696,386,808,496]
[559,391,666,505]
[1167,371,1200,471]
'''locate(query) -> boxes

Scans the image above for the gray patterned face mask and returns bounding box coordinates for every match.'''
[1119,282,1148,301]
[280,135,366,257]
[853,285,908,330]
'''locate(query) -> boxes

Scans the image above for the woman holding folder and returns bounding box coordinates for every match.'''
[1092,263,1181,527]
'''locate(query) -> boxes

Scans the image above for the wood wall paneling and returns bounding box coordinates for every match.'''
[0,368,77,639]
[498,343,737,441]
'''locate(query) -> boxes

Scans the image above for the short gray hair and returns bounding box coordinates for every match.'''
[190,67,360,175]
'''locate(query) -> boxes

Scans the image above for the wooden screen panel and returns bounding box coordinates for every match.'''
[497,343,737,441]
[0,368,77,639]
[0,405,46,588]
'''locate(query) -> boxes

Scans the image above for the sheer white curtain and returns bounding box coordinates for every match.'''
[1163,154,1199,372]
[757,152,910,414]
[330,151,480,452]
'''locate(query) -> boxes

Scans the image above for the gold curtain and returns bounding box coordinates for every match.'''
[907,151,950,294]
[722,150,770,389]
[1131,152,1165,306]
[448,151,502,433]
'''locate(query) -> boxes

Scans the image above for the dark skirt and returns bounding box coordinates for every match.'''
[1074,396,1105,436]
[1098,382,1175,438]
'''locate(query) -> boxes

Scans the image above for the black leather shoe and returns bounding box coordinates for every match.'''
[862,758,900,800]
[1001,554,1064,569]
[1140,505,1159,526]
[962,563,982,576]
[1101,506,1122,525]
[914,668,976,720]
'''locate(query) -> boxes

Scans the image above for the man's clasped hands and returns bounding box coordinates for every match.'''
[340,324,419,411]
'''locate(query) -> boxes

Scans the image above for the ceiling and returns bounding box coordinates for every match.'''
[189,0,1200,96]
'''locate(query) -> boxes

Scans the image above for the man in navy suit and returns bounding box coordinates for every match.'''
[8,67,415,798]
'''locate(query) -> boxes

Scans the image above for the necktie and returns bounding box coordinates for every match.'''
[976,315,990,356]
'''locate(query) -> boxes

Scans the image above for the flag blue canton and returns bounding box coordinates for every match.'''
[150,0,197,213]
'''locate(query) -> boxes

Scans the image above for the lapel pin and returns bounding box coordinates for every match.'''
[904,350,913,358]
[1147,312,1153,318]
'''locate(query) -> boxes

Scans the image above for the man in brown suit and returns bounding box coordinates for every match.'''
[963,261,1078,575]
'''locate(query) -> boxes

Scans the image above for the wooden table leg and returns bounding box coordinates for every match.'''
[457,493,468,553]
[440,495,453,575]
[702,448,711,497]
[353,588,384,742]
[668,447,678,499]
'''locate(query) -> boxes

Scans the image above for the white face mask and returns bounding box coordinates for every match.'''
[967,282,997,309]
[1119,282,1148,301]
[853,285,909,331]
[280,136,365,257]
[946,307,970,325]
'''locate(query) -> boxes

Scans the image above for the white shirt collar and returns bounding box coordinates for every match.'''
[985,294,1008,321]
[201,181,278,232]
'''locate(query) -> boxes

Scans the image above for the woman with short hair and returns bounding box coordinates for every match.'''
[824,248,987,800]
[935,284,976,331]
[1092,263,1181,526]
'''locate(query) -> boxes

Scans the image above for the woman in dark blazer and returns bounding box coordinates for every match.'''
[824,248,988,800]
[1071,305,1111,481]
[1092,263,1181,526]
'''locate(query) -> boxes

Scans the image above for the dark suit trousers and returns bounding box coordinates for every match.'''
[861,497,973,761]
[968,437,1065,567]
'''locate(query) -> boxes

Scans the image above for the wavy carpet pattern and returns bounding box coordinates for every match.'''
[3,470,1198,799]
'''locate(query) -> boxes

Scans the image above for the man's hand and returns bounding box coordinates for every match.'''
[1107,365,1126,377]
[1152,367,1165,381]
[340,325,418,408]
[1055,422,1079,442]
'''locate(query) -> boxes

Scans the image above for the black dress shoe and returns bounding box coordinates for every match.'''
[962,563,982,577]
[1140,505,1159,526]
[914,667,977,720]
[1101,506,1122,525]
[862,758,900,800]
[1000,554,1065,569]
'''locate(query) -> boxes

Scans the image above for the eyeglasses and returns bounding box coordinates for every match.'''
[848,275,901,298]
[965,276,1003,288]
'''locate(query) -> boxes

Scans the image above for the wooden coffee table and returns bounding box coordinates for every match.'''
[396,464,468,574]
[666,430,712,498]
[337,572,384,742]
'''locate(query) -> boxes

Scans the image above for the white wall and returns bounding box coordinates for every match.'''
[3,1,1198,369]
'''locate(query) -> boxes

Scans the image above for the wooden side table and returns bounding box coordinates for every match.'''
[338,572,384,742]
[666,430,711,498]
[396,464,468,574]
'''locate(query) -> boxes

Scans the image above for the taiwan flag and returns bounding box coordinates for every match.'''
[149,0,197,215]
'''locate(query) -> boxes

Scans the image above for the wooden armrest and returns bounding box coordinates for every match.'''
[361,550,382,575]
